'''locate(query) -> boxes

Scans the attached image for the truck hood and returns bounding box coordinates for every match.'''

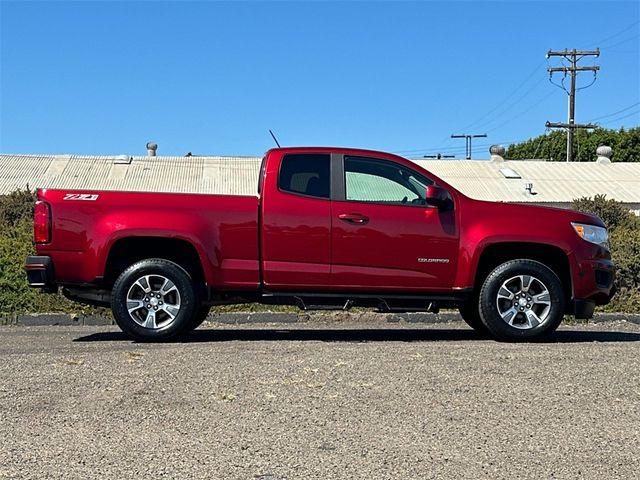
[469,200,605,228]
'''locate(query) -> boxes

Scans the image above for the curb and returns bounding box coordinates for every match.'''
[584,313,640,324]
[4,311,640,327]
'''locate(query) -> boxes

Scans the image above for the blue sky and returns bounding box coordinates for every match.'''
[1,0,638,159]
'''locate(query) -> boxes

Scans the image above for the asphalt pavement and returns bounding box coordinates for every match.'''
[1,318,639,479]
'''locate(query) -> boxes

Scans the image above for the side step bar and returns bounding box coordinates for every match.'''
[376,298,439,314]
[294,297,355,311]
[261,291,471,314]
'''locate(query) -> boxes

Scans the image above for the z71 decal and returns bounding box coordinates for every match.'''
[63,193,99,201]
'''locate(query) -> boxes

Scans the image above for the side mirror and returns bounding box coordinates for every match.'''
[425,185,452,210]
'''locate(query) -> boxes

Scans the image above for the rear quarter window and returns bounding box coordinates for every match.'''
[278,154,331,199]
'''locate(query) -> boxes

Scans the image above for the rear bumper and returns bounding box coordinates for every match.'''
[24,256,57,293]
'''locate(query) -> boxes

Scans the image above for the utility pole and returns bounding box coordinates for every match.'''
[546,48,600,161]
[450,134,487,159]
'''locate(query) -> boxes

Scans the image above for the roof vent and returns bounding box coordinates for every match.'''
[500,167,521,179]
[490,145,506,162]
[525,182,537,195]
[596,145,612,164]
[146,142,158,157]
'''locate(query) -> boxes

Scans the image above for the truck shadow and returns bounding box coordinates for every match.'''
[73,328,640,344]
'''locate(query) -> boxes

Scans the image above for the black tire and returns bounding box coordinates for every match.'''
[187,306,211,331]
[479,259,565,342]
[111,258,198,341]
[458,300,490,335]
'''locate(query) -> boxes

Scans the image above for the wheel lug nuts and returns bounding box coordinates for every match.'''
[157,294,161,298]
[144,297,149,302]
[526,304,531,308]
[154,306,158,310]
[147,304,151,308]
[159,301,163,305]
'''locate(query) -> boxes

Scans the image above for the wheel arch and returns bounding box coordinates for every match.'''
[473,242,572,307]
[103,236,207,294]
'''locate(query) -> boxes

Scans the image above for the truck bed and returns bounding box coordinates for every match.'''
[37,189,260,289]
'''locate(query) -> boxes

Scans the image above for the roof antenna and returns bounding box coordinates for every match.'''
[269,129,281,148]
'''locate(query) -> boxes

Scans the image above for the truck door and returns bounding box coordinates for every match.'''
[260,152,332,289]
[331,155,459,291]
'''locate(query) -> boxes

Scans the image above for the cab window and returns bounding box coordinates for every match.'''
[278,154,330,199]
[344,156,433,205]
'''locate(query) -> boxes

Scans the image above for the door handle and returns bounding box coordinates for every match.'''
[338,213,369,224]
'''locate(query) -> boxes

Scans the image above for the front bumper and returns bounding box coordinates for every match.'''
[571,256,616,319]
[24,256,57,293]
[573,298,596,320]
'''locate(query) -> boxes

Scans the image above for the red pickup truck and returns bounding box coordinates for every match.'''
[25,147,615,341]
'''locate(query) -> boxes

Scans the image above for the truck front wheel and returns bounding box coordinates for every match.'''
[111,259,198,341]
[479,260,565,341]
[458,299,489,336]
[187,306,211,331]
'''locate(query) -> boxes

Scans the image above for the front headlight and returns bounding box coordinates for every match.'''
[571,222,609,250]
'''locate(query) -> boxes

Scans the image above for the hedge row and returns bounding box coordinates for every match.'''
[0,190,87,318]
[1,190,638,316]
[571,195,640,312]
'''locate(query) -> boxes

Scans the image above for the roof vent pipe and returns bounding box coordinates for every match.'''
[489,144,505,162]
[525,183,537,195]
[146,142,158,157]
[596,145,612,164]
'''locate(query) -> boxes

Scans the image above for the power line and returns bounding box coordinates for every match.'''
[471,76,548,132]
[599,109,640,125]
[485,90,556,134]
[545,48,600,162]
[605,49,639,55]
[532,128,551,160]
[601,33,640,50]
[392,138,526,156]
[588,102,640,122]
[592,20,640,47]
[439,72,546,151]
[394,143,485,155]
[423,154,456,159]
[455,60,546,133]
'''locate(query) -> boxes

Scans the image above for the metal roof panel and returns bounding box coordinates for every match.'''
[1,154,638,206]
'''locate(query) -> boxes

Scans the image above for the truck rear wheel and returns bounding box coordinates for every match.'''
[111,259,198,341]
[479,259,565,341]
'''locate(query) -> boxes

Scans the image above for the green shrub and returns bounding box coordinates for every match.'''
[606,288,640,314]
[506,127,640,163]
[1,189,638,316]
[0,188,36,226]
[0,189,100,318]
[0,217,39,314]
[571,194,639,230]
[571,195,640,313]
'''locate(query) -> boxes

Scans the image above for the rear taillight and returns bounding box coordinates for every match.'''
[34,201,51,243]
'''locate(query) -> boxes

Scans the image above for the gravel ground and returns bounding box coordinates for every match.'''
[1,319,639,479]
